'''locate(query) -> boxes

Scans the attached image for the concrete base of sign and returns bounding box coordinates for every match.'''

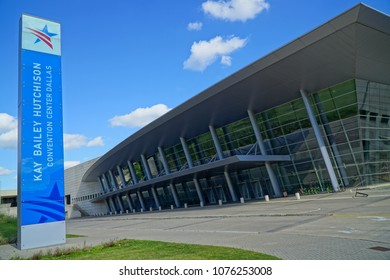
[18,221,66,250]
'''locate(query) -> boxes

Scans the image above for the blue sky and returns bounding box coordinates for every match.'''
[1,0,390,190]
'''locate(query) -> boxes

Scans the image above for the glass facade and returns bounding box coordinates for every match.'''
[98,79,390,213]
[358,80,390,186]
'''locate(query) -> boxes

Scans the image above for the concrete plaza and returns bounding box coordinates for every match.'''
[1,187,390,260]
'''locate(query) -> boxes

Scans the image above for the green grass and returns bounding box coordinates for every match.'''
[66,233,86,238]
[0,214,17,245]
[28,239,281,260]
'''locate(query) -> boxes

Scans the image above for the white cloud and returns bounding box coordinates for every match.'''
[0,128,17,149]
[0,166,13,176]
[202,0,270,22]
[63,134,104,150]
[187,21,203,31]
[64,161,81,169]
[63,134,87,150]
[87,136,104,147]
[221,55,232,66]
[109,104,171,128]
[183,35,247,71]
[0,113,17,133]
[0,113,17,149]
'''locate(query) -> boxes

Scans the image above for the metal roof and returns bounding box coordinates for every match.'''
[83,4,390,182]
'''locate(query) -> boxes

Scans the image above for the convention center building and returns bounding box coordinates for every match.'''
[64,4,390,217]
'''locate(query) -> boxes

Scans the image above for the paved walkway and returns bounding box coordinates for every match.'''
[1,187,390,260]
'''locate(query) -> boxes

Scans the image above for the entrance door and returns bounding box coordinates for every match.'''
[214,184,227,202]
[238,182,251,200]
[251,181,264,199]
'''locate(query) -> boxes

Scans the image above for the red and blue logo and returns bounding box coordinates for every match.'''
[26,25,57,49]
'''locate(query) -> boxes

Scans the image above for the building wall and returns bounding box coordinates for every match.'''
[0,190,17,217]
[0,204,17,217]
[64,158,107,217]
[86,79,390,216]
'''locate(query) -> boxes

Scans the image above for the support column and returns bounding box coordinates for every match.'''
[150,186,160,209]
[300,89,340,192]
[224,171,238,202]
[108,196,116,213]
[313,93,349,187]
[263,111,293,188]
[169,183,181,208]
[193,179,205,205]
[128,161,139,184]
[125,193,134,211]
[104,198,111,213]
[137,190,145,210]
[108,171,125,211]
[141,154,153,180]
[98,185,111,212]
[117,165,127,188]
[141,155,159,208]
[158,147,180,207]
[116,195,125,213]
[158,147,170,175]
[248,110,282,197]
[209,125,237,201]
[180,137,193,168]
[109,170,120,190]
[209,125,224,160]
[102,173,112,192]
[98,176,107,194]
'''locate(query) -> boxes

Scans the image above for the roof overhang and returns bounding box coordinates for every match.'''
[83,4,390,182]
